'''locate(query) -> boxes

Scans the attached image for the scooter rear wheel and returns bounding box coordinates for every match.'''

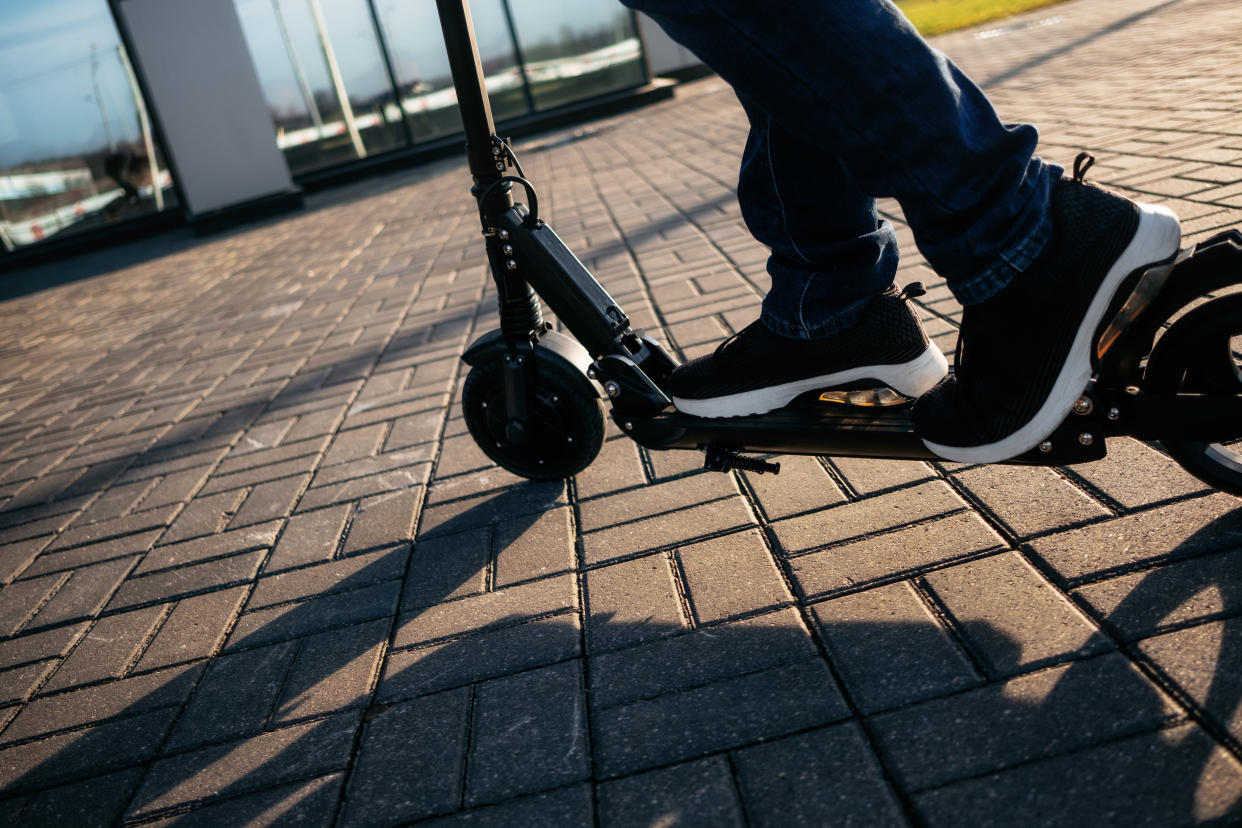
[1145,293,1242,496]
[462,356,605,481]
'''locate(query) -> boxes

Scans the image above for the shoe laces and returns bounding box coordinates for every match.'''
[1073,151,1095,183]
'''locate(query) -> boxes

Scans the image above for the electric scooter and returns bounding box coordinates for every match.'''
[435,0,1242,496]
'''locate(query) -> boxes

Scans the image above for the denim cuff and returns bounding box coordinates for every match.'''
[951,209,1052,306]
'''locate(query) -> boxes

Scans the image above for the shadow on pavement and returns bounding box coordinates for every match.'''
[3,498,1242,826]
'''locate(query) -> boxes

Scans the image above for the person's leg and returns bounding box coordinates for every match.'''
[624,0,1180,462]
[736,96,898,338]
[623,0,1055,297]
[668,94,947,417]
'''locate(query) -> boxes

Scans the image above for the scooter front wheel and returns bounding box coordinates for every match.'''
[1145,293,1242,496]
[462,356,605,481]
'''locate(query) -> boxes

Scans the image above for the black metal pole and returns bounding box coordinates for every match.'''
[497,0,538,114]
[365,0,416,147]
[435,0,508,203]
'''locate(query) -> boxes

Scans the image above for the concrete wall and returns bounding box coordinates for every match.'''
[637,13,703,77]
[116,0,296,217]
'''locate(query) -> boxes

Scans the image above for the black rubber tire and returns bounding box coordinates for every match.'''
[462,355,605,481]
[1146,294,1242,497]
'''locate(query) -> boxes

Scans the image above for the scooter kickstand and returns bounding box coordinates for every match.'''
[704,445,781,475]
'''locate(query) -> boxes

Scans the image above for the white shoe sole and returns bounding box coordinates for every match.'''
[672,343,949,418]
[923,202,1182,464]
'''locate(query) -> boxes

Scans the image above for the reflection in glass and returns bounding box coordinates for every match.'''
[508,0,645,111]
[236,0,406,174]
[236,0,648,175]
[0,0,176,252]
[372,0,530,143]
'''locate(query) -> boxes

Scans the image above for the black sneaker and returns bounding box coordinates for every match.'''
[912,155,1181,463]
[669,284,949,417]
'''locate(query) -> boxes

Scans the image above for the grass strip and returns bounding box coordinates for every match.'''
[899,0,1072,36]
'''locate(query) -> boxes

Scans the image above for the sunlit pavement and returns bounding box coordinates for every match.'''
[4,0,1242,823]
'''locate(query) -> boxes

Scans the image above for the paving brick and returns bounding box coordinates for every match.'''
[283,407,347,443]
[677,529,791,624]
[48,504,179,551]
[593,659,848,777]
[41,605,166,692]
[383,408,448,451]
[0,535,50,583]
[296,465,428,512]
[127,712,359,819]
[589,608,815,709]
[228,473,310,528]
[156,490,246,546]
[266,504,351,572]
[733,724,906,828]
[1026,494,1242,586]
[0,509,79,546]
[598,757,745,828]
[0,708,176,796]
[379,615,581,703]
[198,456,316,496]
[3,663,200,744]
[322,422,386,466]
[789,511,1006,600]
[871,653,1181,792]
[144,774,343,828]
[771,481,967,555]
[586,555,686,652]
[914,723,1242,828]
[948,465,1111,538]
[109,552,263,611]
[1138,620,1242,742]
[0,623,89,671]
[578,472,739,533]
[0,572,62,636]
[417,481,566,539]
[571,437,647,500]
[136,586,249,671]
[249,546,406,609]
[394,572,577,648]
[433,433,496,479]
[493,506,574,586]
[581,497,756,566]
[811,581,979,713]
[0,767,145,828]
[24,529,161,579]
[272,618,389,723]
[402,525,489,609]
[341,488,419,553]
[139,520,281,575]
[742,455,847,520]
[1068,438,1213,509]
[466,660,588,805]
[921,552,1110,677]
[415,784,593,828]
[217,436,329,477]
[0,661,56,706]
[166,641,298,751]
[227,580,400,650]
[25,555,139,631]
[339,688,470,825]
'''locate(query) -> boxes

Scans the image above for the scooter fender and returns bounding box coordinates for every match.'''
[461,328,602,397]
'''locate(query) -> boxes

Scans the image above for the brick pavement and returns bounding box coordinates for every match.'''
[3,0,1242,823]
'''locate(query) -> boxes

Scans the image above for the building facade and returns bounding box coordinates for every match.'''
[1,0,686,261]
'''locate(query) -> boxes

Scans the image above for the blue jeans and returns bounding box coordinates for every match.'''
[621,0,1060,338]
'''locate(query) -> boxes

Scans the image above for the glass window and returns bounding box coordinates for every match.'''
[0,0,176,253]
[235,0,407,174]
[372,0,531,144]
[507,0,645,111]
